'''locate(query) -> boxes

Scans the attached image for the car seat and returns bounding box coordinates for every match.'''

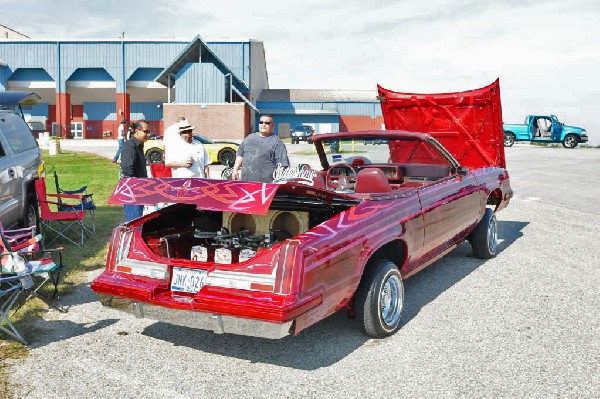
[354,168,393,193]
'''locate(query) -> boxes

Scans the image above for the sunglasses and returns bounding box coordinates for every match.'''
[138,129,151,134]
[259,121,273,125]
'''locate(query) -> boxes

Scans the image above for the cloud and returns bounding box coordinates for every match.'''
[2,0,599,143]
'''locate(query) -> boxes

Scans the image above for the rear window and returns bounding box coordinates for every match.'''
[0,113,38,153]
[27,121,45,131]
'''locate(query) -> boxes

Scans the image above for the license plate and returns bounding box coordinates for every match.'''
[170,267,207,293]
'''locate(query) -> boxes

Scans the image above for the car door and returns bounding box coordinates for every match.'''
[415,172,482,265]
[0,113,40,228]
[550,115,562,141]
[0,127,21,228]
[528,116,538,140]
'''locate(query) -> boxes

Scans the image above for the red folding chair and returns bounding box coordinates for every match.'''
[34,178,89,247]
[150,163,172,178]
[0,221,39,253]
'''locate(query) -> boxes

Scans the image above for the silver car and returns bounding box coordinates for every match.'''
[290,125,315,144]
[0,92,43,229]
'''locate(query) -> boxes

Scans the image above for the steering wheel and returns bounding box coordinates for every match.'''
[325,163,357,191]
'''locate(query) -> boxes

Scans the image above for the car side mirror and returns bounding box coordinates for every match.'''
[457,166,469,176]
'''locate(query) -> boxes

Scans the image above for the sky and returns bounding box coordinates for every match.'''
[3,0,600,144]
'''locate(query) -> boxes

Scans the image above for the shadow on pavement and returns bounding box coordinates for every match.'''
[27,318,119,349]
[402,220,528,324]
[142,311,368,370]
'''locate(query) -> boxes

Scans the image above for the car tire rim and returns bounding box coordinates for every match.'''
[380,274,403,327]
[565,136,575,147]
[221,151,234,165]
[488,216,498,255]
[149,151,162,163]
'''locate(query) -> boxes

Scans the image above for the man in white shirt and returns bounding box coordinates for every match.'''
[163,116,188,148]
[165,123,210,178]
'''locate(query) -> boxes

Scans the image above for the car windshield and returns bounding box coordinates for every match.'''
[287,136,453,171]
[27,122,45,131]
[193,135,214,145]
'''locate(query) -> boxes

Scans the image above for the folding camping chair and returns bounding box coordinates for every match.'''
[0,221,39,253]
[53,171,96,234]
[35,178,89,246]
[1,231,66,314]
[1,273,33,344]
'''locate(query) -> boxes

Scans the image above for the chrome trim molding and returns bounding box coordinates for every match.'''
[98,294,292,339]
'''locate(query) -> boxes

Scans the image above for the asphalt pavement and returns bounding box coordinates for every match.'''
[8,142,600,398]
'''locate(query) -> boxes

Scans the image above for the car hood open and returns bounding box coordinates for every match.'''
[108,178,357,213]
[378,79,506,169]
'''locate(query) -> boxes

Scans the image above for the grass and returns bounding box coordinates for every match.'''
[1,150,123,396]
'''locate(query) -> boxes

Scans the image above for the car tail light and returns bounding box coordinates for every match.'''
[274,240,301,295]
[108,227,168,279]
[106,226,127,271]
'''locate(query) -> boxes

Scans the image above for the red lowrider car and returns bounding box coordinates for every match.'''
[92,80,512,338]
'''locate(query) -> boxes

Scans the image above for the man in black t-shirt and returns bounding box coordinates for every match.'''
[232,115,289,183]
[120,120,150,221]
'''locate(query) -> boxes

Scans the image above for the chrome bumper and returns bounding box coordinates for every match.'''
[98,294,293,339]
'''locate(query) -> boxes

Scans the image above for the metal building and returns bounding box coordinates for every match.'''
[0,35,266,139]
[0,30,383,140]
[257,89,384,137]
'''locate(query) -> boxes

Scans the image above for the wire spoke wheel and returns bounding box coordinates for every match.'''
[355,259,404,338]
[380,274,403,327]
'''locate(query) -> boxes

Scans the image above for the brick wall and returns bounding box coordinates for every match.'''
[163,103,251,140]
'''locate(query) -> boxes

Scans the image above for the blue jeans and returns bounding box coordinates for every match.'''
[124,205,144,222]
[113,138,125,162]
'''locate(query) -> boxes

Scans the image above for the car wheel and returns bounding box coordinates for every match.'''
[504,132,515,147]
[218,148,236,166]
[146,149,164,164]
[471,208,498,259]
[562,134,578,148]
[22,192,39,229]
[355,259,404,338]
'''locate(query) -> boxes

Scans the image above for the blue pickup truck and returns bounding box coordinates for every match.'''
[503,115,588,148]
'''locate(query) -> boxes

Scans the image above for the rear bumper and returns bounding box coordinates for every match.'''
[99,294,293,339]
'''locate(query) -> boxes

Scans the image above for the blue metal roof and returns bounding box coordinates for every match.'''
[155,35,248,92]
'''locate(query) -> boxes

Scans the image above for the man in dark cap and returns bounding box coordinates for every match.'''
[112,118,129,163]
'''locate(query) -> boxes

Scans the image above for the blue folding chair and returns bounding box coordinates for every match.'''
[53,170,96,234]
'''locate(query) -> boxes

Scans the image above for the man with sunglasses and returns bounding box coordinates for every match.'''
[120,120,150,221]
[232,114,289,182]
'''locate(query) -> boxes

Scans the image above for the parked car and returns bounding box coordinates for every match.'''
[503,115,588,148]
[0,92,43,229]
[92,80,512,339]
[290,125,315,144]
[144,135,239,165]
